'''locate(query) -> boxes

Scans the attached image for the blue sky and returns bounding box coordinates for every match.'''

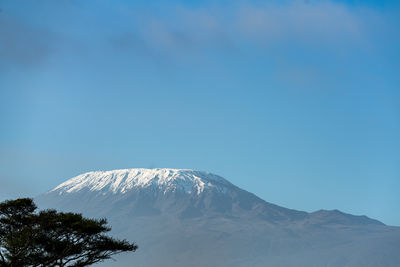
[0,0,399,225]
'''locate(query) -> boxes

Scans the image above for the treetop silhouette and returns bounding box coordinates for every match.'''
[0,198,137,267]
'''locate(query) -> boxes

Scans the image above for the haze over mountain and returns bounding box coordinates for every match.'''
[36,169,400,267]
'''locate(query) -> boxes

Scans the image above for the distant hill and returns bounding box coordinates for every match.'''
[36,168,400,267]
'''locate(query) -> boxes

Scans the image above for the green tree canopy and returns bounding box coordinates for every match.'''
[0,198,137,267]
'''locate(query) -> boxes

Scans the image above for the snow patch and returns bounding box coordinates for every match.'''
[51,168,232,196]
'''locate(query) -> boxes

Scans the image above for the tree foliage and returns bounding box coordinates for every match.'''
[0,198,137,267]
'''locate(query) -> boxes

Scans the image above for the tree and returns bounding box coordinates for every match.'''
[0,198,137,267]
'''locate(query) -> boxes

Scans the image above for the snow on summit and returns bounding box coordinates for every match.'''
[51,168,232,195]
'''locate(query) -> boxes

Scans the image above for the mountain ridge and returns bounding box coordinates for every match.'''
[43,168,383,226]
[36,168,399,267]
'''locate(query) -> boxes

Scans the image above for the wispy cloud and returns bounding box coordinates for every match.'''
[236,1,363,44]
[99,0,397,66]
[0,0,397,68]
[0,14,57,69]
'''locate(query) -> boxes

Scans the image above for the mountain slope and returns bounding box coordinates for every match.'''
[36,168,400,267]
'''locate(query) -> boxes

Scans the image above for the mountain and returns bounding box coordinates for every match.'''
[36,168,400,267]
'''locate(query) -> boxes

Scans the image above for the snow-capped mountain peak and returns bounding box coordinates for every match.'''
[50,168,232,195]
[36,168,400,267]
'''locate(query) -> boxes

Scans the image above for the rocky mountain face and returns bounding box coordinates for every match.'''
[36,168,400,267]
